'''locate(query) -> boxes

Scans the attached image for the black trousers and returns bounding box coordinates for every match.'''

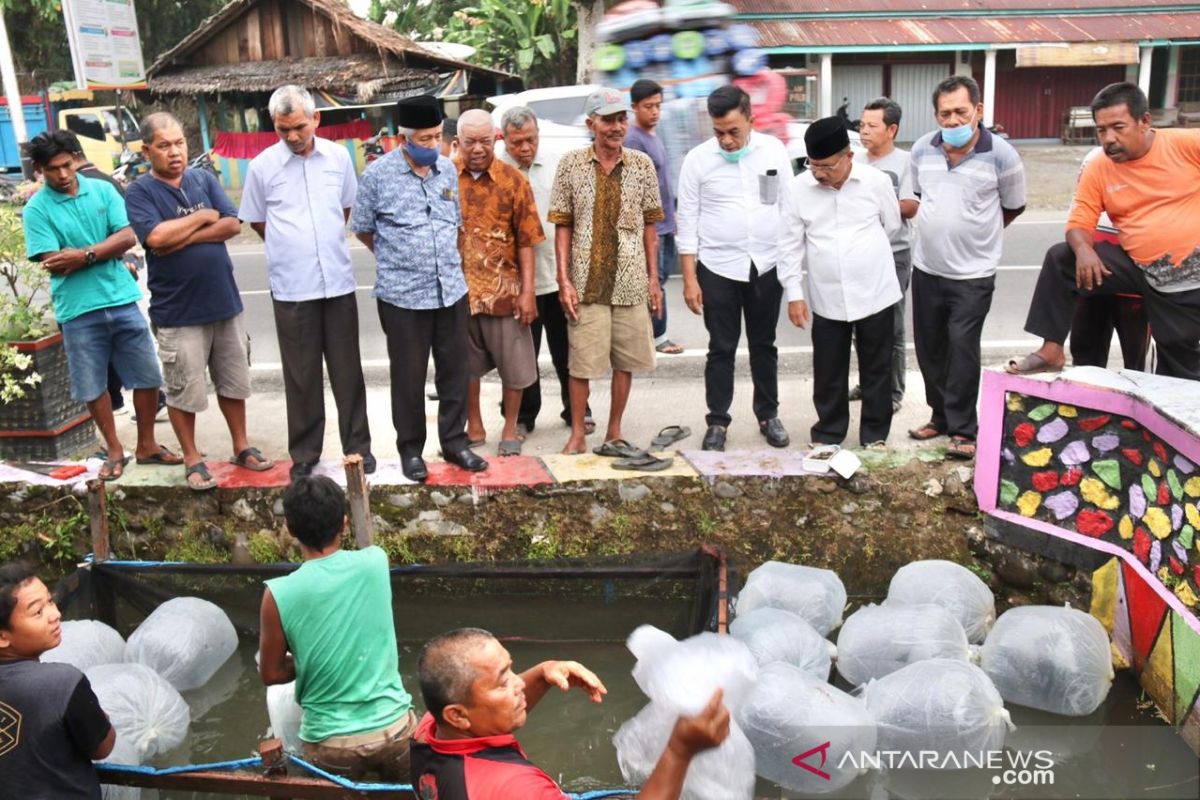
[697,262,783,428]
[912,269,996,440]
[377,297,470,459]
[1069,295,1150,371]
[812,305,895,446]
[1026,241,1200,380]
[274,293,371,465]
[517,291,576,427]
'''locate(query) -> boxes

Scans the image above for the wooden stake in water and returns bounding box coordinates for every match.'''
[87,479,109,562]
[343,454,374,548]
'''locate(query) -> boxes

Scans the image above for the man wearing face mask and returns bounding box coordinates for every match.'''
[676,84,793,452]
[907,76,1026,460]
[351,96,487,483]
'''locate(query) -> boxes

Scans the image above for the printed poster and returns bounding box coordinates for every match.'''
[62,0,147,90]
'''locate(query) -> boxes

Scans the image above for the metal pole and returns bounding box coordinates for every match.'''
[0,9,33,179]
[983,49,997,129]
[1139,46,1154,98]
[819,53,833,117]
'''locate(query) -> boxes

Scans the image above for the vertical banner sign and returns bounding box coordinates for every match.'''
[62,0,147,90]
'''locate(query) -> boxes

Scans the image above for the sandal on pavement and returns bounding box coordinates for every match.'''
[498,439,522,457]
[1005,352,1064,376]
[185,462,218,491]
[908,423,946,441]
[135,445,183,466]
[655,340,684,355]
[612,453,674,472]
[946,436,977,461]
[99,456,129,482]
[230,447,274,471]
[593,439,646,458]
[650,425,691,449]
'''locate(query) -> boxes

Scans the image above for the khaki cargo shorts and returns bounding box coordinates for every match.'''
[567,302,656,380]
[154,314,251,413]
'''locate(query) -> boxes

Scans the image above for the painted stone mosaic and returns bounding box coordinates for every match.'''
[998,393,1200,610]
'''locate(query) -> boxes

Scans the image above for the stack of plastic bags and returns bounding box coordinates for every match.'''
[729,606,834,680]
[886,560,996,644]
[835,603,971,686]
[735,561,847,635]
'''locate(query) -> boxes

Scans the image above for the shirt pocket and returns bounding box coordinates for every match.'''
[154,329,185,394]
[618,204,642,231]
[266,179,289,208]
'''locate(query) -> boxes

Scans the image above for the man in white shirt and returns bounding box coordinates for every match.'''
[238,85,372,481]
[779,117,902,447]
[677,85,794,451]
[851,97,919,413]
[496,107,592,437]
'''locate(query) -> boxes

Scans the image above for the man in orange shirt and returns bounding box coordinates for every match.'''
[1010,82,1200,380]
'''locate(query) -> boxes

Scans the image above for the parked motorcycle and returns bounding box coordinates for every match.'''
[363,129,388,163]
[836,98,862,132]
[112,147,149,188]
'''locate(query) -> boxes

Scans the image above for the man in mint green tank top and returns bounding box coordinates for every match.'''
[258,476,415,780]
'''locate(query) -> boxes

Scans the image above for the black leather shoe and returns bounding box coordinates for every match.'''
[402,456,428,482]
[361,453,377,475]
[289,461,316,482]
[701,424,727,451]
[445,448,488,472]
[759,417,790,448]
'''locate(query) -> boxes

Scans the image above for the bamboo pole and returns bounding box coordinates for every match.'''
[343,454,373,548]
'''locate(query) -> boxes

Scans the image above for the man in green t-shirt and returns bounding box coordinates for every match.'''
[21,131,181,481]
[258,476,416,780]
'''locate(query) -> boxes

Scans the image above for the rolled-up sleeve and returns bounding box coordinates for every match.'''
[547,159,574,226]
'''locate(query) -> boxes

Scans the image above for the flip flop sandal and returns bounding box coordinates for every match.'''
[946,437,977,461]
[593,439,646,458]
[135,445,183,466]
[1005,352,1064,376]
[908,423,946,441]
[498,439,522,457]
[584,415,597,435]
[467,438,488,449]
[99,456,130,482]
[185,462,218,492]
[650,425,691,449]
[230,446,274,471]
[655,340,684,354]
[612,454,674,472]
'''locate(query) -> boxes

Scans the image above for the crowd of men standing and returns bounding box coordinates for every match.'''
[20,75,1200,485]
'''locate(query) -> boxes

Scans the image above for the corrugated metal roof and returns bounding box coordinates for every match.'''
[751,12,1200,48]
[736,1,1194,14]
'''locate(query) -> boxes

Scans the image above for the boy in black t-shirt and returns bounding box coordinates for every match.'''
[0,563,115,799]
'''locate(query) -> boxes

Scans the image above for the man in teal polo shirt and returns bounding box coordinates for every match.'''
[21,131,180,480]
[258,476,416,780]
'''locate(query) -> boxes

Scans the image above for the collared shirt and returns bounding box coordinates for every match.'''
[239,138,358,302]
[910,126,1026,280]
[778,162,903,322]
[675,132,794,281]
[624,124,676,236]
[498,140,563,296]
[22,174,142,323]
[547,146,664,306]
[854,147,915,253]
[350,149,465,311]
[457,156,545,316]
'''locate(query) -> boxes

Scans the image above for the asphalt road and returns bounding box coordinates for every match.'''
[222,214,1072,388]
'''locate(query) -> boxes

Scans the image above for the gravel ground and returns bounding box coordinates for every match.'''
[1012,143,1095,212]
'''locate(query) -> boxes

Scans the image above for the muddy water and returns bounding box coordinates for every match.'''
[85,590,1198,800]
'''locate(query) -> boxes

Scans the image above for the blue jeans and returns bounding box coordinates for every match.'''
[653,233,677,341]
[60,303,162,403]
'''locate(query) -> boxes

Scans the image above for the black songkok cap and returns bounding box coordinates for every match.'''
[804,116,850,160]
[396,95,444,130]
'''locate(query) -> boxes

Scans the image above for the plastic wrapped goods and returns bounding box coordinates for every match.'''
[125,597,237,691]
[729,607,834,679]
[735,561,847,635]
[614,701,755,800]
[835,603,970,686]
[43,619,126,672]
[87,663,190,762]
[860,659,1010,763]
[737,662,876,794]
[628,627,757,715]
[887,560,996,644]
[981,606,1113,716]
[266,681,305,754]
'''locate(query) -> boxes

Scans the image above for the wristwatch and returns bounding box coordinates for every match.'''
[84,249,97,267]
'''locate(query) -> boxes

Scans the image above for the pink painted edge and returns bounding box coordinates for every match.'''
[990,507,1200,636]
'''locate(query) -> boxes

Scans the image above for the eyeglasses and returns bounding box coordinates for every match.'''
[805,154,846,173]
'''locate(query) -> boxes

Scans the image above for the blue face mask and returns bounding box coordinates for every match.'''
[405,141,440,167]
[940,110,977,148]
[720,141,750,163]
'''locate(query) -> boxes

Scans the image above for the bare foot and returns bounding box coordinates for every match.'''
[561,435,587,455]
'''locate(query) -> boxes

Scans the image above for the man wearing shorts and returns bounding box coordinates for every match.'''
[125,113,273,490]
[548,88,664,456]
[455,110,544,456]
[21,131,180,481]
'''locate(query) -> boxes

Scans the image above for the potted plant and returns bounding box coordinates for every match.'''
[0,203,95,461]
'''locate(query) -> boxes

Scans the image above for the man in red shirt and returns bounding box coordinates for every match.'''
[410,628,728,799]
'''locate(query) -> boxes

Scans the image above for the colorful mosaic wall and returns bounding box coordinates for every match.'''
[996,392,1200,612]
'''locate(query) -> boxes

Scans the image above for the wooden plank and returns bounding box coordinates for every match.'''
[225,25,240,66]
[237,14,251,64]
[343,455,374,548]
[98,768,411,799]
[300,6,316,59]
[87,479,109,563]
[313,14,328,57]
[246,6,263,61]
[261,0,283,61]
[285,2,306,58]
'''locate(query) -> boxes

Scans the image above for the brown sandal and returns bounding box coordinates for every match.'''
[946,436,977,460]
[908,423,946,441]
